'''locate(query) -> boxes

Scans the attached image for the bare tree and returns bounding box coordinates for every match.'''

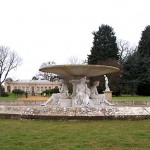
[81,59,88,64]
[40,61,56,68]
[0,46,22,96]
[68,56,81,64]
[117,39,137,65]
[35,61,59,81]
[68,56,87,64]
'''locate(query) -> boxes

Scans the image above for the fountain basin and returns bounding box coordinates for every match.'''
[39,64,120,78]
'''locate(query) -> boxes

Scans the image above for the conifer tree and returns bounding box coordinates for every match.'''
[87,25,120,94]
[88,24,119,64]
[138,25,150,57]
[136,25,150,95]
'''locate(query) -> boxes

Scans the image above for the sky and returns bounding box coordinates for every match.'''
[0,0,150,80]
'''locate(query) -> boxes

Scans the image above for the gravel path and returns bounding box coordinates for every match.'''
[17,96,49,101]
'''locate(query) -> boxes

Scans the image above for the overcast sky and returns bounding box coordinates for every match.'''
[0,0,150,80]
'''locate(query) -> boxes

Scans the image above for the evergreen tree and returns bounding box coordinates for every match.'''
[136,25,150,95]
[88,24,119,64]
[122,51,140,95]
[122,25,150,95]
[87,25,120,94]
[138,25,150,57]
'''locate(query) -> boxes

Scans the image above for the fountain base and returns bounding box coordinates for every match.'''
[0,105,150,120]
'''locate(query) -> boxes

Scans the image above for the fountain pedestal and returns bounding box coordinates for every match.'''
[103,91,113,101]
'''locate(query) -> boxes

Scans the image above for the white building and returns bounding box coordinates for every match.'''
[4,79,61,94]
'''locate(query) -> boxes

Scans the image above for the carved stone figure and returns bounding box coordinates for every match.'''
[90,81,113,105]
[41,79,69,106]
[74,77,90,106]
[104,75,110,91]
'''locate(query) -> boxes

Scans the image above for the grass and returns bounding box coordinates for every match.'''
[0,119,150,150]
[0,93,18,101]
[0,93,150,101]
[112,94,150,101]
[0,94,150,149]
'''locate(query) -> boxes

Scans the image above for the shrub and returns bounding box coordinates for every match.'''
[1,92,9,97]
[42,88,59,96]
[113,90,121,97]
[12,89,24,95]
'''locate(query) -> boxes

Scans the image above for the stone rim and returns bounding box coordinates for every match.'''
[39,64,120,78]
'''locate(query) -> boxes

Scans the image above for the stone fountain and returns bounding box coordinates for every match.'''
[39,64,119,107]
[0,64,150,120]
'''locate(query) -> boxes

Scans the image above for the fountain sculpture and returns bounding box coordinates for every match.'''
[0,64,150,120]
[40,64,119,107]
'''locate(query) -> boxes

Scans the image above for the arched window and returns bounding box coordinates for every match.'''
[7,86,11,92]
[41,86,43,92]
[22,86,25,91]
[37,87,40,92]
[26,86,29,92]
[55,86,58,89]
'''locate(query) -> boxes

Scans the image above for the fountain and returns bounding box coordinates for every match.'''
[39,64,119,107]
[0,64,150,120]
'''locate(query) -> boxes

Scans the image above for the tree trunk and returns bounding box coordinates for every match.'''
[0,81,2,97]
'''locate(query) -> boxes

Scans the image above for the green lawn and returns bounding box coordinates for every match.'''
[112,95,150,101]
[2,93,150,101]
[0,119,150,150]
[0,93,20,101]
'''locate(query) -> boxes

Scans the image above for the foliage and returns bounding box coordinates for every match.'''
[88,24,119,64]
[1,92,9,97]
[122,51,139,95]
[138,25,150,57]
[88,59,121,95]
[32,76,38,80]
[0,119,150,149]
[42,89,52,96]
[0,93,16,100]
[12,89,24,95]
[42,88,59,96]
[87,25,120,93]
[135,25,150,95]
[122,25,150,95]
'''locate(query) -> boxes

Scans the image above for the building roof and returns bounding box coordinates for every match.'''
[11,79,60,84]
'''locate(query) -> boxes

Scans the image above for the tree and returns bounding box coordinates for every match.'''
[68,56,81,64]
[117,40,138,95]
[32,76,38,80]
[117,39,137,66]
[137,25,150,57]
[122,51,139,95]
[35,61,59,81]
[88,24,119,64]
[87,25,120,94]
[122,25,150,95]
[67,56,87,64]
[0,46,22,96]
[136,25,150,95]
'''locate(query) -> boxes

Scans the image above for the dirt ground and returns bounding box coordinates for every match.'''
[17,96,49,101]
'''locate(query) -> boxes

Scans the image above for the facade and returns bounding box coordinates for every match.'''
[4,79,61,95]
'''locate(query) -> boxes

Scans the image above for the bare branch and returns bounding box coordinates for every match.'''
[67,56,82,64]
[117,39,137,65]
[0,46,22,84]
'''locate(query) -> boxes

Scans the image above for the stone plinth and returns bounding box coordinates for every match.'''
[103,91,113,101]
